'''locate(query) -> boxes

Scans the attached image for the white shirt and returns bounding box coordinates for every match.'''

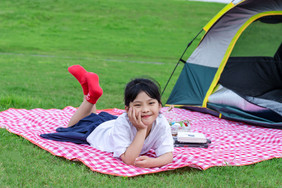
[86,113,174,158]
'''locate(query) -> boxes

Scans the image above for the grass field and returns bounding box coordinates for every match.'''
[0,0,281,187]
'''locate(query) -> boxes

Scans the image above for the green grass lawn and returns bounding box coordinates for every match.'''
[0,0,281,187]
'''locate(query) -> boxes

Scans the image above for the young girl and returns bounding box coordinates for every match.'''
[41,65,174,168]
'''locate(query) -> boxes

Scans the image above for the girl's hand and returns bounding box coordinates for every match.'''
[134,152,173,168]
[128,107,147,131]
[134,156,153,168]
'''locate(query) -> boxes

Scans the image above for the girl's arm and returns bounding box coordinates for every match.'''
[120,107,148,165]
[120,128,146,165]
[132,114,174,168]
[134,152,173,168]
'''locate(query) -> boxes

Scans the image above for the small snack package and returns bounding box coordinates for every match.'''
[164,106,191,136]
[170,120,191,136]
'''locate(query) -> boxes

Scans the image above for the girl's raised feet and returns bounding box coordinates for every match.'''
[68,65,88,95]
[85,72,103,104]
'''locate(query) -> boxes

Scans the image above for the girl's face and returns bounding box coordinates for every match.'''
[126,91,162,127]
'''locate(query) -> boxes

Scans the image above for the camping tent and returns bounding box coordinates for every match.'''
[166,0,282,128]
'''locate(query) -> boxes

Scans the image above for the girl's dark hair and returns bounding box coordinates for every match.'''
[124,77,162,107]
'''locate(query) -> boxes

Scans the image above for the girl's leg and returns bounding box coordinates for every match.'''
[67,65,103,127]
[67,96,95,127]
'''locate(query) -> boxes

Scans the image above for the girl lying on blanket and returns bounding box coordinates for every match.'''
[41,65,174,168]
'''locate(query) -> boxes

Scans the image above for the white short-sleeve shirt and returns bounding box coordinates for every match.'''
[86,113,174,158]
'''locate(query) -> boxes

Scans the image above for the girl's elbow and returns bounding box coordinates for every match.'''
[168,156,173,163]
[123,159,135,166]
[120,154,136,165]
[166,152,174,163]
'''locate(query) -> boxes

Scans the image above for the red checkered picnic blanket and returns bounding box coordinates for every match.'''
[0,106,281,177]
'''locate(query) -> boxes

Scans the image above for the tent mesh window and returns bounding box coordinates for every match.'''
[219,15,282,99]
[212,15,282,127]
[231,15,282,57]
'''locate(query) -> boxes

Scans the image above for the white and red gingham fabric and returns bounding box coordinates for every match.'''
[0,106,281,177]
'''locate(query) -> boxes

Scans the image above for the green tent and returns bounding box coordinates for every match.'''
[166,0,282,128]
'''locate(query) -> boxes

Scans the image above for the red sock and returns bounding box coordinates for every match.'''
[68,65,88,95]
[85,72,103,104]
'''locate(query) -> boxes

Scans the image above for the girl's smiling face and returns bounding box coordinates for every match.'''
[127,91,161,127]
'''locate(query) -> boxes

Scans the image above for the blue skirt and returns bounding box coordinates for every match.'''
[40,112,117,144]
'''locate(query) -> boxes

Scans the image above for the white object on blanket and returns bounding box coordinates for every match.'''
[170,122,191,136]
[177,132,207,143]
